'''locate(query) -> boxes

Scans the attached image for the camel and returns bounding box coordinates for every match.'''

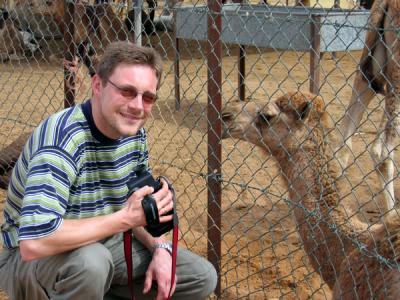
[38,0,157,47]
[38,0,129,56]
[0,8,38,61]
[0,8,25,60]
[336,0,400,213]
[34,0,160,81]
[8,0,133,91]
[221,91,400,299]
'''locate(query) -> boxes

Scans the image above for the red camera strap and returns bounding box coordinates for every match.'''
[123,225,178,300]
[123,230,134,298]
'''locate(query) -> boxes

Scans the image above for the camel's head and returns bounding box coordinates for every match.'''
[222,91,327,154]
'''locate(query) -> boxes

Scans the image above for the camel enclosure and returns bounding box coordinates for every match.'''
[1,1,399,299]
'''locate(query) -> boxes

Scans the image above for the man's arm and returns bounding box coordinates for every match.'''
[133,222,177,299]
[131,226,168,251]
[130,179,177,299]
[20,177,174,261]
[19,185,156,261]
[20,212,126,261]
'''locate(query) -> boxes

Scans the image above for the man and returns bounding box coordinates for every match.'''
[0,41,217,300]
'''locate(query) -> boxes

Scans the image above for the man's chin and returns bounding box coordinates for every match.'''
[117,118,146,136]
[120,126,142,137]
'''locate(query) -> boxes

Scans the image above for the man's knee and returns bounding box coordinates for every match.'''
[194,258,217,298]
[37,243,115,297]
[176,249,217,299]
[63,243,114,287]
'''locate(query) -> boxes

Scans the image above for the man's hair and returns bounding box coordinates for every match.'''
[96,41,163,89]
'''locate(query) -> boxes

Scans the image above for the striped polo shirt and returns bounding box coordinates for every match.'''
[1,100,149,249]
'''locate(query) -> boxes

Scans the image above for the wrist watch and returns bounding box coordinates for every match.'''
[153,242,173,256]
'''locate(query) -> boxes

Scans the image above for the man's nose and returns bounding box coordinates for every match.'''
[127,94,144,110]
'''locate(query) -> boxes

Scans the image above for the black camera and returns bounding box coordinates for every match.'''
[127,165,175,237]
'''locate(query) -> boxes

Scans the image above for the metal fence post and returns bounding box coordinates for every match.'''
[64,0,76,108]
[207,0,222,296]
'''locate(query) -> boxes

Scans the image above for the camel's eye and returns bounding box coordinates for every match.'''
[258,112,274,125]
[296,101,312,120]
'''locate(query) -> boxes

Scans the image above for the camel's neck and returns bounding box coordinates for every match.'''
[277,129,368,233]
[273,126,371,288]
[279,138,340,212]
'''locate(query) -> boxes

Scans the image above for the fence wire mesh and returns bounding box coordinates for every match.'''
[0,0,399,299]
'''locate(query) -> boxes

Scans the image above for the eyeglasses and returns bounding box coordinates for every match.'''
[107,79,158,104]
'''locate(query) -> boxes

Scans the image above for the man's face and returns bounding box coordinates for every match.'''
[91,63,158,139]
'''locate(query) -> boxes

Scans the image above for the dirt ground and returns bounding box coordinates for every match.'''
[0,31,399,300]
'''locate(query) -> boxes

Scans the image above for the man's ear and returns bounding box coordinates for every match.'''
[297,101,312,120]
[91,74,102,96]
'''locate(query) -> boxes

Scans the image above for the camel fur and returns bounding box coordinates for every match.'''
[221,91,400,299]
[337,0,400,213]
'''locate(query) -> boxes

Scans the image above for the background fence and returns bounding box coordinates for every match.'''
[1,0,398,299]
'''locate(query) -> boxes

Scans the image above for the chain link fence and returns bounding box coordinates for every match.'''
[1,0,399,299]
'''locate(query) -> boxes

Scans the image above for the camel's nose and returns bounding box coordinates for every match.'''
[221,110,234,139]
[221,110,233,124]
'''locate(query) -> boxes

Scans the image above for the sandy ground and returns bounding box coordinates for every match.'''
[0,26,399,300]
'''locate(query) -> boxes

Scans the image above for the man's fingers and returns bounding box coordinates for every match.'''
[159,214,173,223]
[143,272,153,294]
[159,177,169,189]
[153,179,170,199]
[155,280,171,300]
[155,190,173,212]
[129,185,154,201]
[159,200,174,216]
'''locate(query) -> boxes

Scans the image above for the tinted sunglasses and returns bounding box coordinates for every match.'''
[107,79,158,104]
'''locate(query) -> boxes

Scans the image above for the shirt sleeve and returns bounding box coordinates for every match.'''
[18,146,77,241]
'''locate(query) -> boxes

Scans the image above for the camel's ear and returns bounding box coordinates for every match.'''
[297,101,312,120]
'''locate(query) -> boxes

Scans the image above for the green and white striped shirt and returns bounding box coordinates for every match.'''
[1,100,149,249]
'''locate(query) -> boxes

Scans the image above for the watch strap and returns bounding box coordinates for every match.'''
[153,242,173,256]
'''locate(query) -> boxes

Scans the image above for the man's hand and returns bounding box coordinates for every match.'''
[122,185,154,229]
[152,178,174,223]
[122,178,174,231]
[143,247,177,299]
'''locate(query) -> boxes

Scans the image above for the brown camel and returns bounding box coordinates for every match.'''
[221,91,400,299]
[32,0,159,81]
[38,0,158,49]
[40,0,129,48]
[336,0,400,213]
[8,0,131,91]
